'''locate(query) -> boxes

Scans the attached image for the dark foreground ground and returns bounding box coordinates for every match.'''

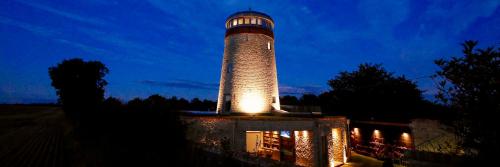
[0,105,67,167]
[0,105,245,167]
[0,105,430,167]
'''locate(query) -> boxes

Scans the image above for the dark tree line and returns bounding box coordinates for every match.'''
[103,95,216,113]
[48,58,193,166]
[434,40,499,163]
[320,63,441,121]
[281,64,443,122]
[280,94,319,106]
[49,58,108,118]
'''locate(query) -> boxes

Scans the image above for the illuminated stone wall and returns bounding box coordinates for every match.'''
[295,131,313,167]
[216,32,280,113]
[182,116,349,167]
[182,117,234,153]
[328,128,346,167]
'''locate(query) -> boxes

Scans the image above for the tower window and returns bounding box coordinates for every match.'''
[232,19,237,26]
[257,19,262,25]
[251,18,256,24]
[238,18,243,25]
[227,63,233,73]
[245,18,250,24]
[225,94,231,102]
[267,42,271,50]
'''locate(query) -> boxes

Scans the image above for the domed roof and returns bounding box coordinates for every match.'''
[226,10,274,23]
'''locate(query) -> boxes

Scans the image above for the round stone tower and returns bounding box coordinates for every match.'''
[216,10,280,114]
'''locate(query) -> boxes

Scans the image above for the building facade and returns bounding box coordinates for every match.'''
[183,10,349,167]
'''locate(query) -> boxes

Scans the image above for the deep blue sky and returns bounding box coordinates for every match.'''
[1,0,500,103]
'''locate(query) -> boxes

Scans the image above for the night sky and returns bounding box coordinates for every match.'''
[1,0,500,103]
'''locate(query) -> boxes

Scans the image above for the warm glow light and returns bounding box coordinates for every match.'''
[343,148,347,163]
[402,132,410,138]
[401,132,411,143]
[240,91,265,113]
[295,130,313,167]
[330,128,343,167]
[373,129,381,139]
[332,129,339,138]
[353,128,359,135]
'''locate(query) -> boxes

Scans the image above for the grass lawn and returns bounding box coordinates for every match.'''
[343,151,405,167]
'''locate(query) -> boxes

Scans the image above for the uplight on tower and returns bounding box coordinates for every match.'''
[216,10,280,114]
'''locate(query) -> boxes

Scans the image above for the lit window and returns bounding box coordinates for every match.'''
[267,42,271,50]
[232,19,237,26]
[238,18,243,24]
[245,18,250,24]
[251,18,256,24]
[281,131,290,138]
[257,19,262,25]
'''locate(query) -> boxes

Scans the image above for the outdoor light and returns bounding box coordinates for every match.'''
[240,91,265,113]
[332,128,339,138]
[401,132,410,141]
[343,148,347,163]
[353,128,359,135]
[373,129,381,138]
[402,132,409,138]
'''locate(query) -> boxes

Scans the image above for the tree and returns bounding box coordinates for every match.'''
[127,97,144,112]
[144,94,169,112]
[48,58,108,117]
[202,99,217,111]
[299,94,319,106]
[190,98,203,110]
[102,97,123,113]
[434,40,500,161]
[280,95,299,105]
[322,63,424,121]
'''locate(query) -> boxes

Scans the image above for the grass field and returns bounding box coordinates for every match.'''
[0,105,67,167]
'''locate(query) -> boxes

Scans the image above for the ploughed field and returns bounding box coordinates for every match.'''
[0,106,66,167]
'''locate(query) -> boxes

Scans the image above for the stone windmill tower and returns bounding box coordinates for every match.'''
[216,10,280,114]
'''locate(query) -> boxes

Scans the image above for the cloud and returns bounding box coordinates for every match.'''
[16,0,111,27]
[0,16,58,36]
[139,79,326,95]
[140,80,219,90]
[279,85,326,95]
[0,16,131,62]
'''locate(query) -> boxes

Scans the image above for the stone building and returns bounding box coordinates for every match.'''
[216,11,280,114]
[183,10,349,167]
